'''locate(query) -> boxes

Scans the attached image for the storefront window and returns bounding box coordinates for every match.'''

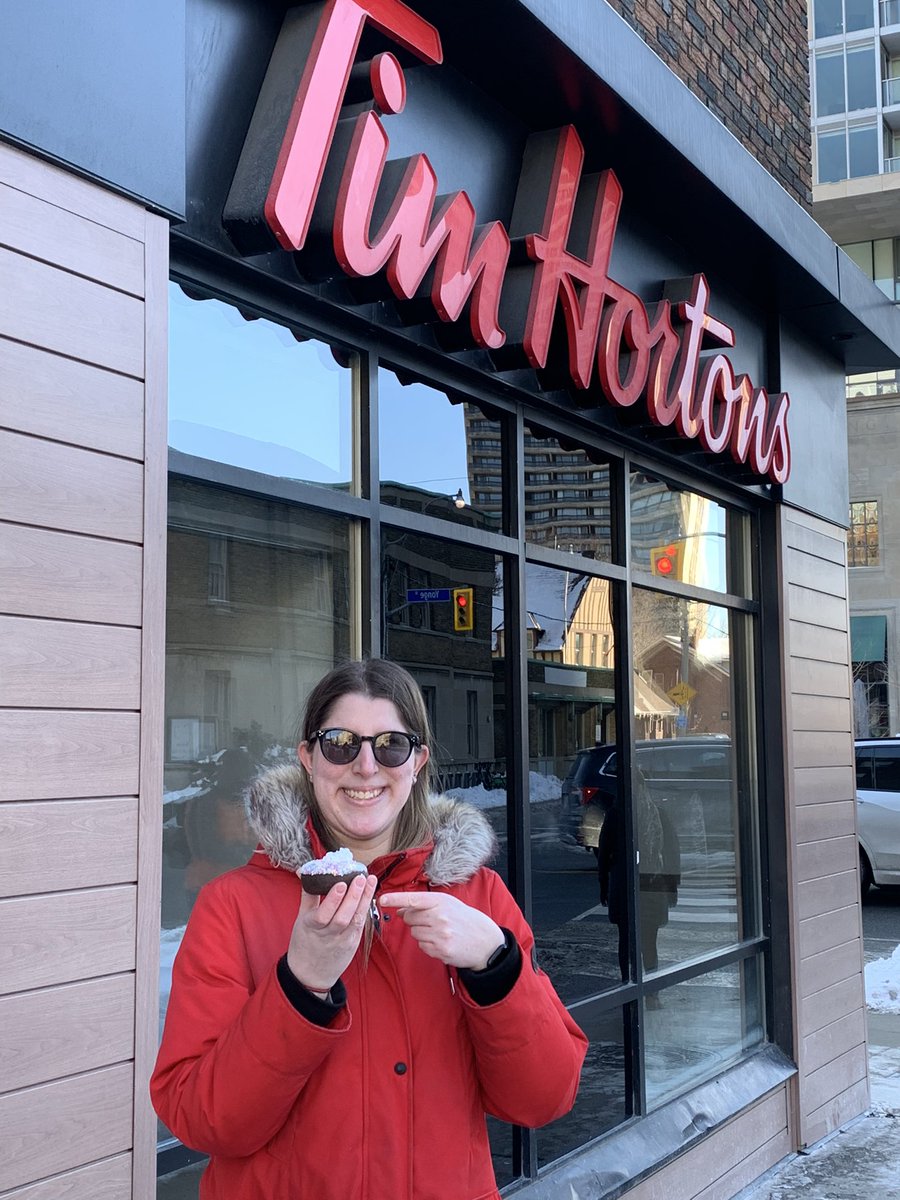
[525,564,621,999]
[525,428,612,560]
[630,590,761,975]
[644,956,766,1109]
[162,479,351,1003]
[379,367,502,530]
[381,529,512,1181]
[630,473,745,595]
[168,283,354,491]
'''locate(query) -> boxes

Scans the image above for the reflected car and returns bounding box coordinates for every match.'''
[559,736,734,869]
[855,738,900,896]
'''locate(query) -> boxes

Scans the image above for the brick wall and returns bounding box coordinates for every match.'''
[605,0,812,207]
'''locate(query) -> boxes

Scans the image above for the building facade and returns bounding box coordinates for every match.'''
[2,2,898,1198]
[807,0,900,734]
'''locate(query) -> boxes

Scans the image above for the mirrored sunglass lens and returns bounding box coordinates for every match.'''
[373,733,412,765]
[321,730,360,762]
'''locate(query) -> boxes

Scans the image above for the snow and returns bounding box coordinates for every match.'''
[445,771,562,810]
[866,943,900,1014]
[159,924,187,1035]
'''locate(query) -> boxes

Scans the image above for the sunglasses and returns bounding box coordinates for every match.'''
[311,728,422,767]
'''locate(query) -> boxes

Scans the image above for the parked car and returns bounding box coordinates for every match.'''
[559,735,734,871]
[855,737,900,896]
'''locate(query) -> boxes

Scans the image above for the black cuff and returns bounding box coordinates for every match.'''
[457,929,521,1006]
[276,954,347,1026]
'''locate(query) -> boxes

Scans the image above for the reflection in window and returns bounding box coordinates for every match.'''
[537,1004,630,1167]
[162,478,351,1005]
[381,530,506,855]
[849,499,880,566]
[524,428,612,561]
[817,127,848,183]
[168,283,354,489]
[525,563,621,1002]
[631,589,760,975]
[379,368,502,531]
[630,473,741,595]
[644,957,765,1109]
[815,49,845,117]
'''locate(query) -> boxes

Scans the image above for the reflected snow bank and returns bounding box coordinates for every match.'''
[444,772,562,810]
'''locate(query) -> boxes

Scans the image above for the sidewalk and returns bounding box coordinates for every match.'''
[734,1015,900,1200]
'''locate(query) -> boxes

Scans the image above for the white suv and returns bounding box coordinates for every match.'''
[855,738,900,896]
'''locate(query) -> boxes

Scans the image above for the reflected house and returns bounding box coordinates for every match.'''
[636,627,731,738]
[165,474,351,797]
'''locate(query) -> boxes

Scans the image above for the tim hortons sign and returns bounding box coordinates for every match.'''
[224,0,792,484]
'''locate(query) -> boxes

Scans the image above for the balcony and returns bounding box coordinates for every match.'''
[883,75,900,106]
[883,0,900,26]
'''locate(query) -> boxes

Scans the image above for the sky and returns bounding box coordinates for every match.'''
[168,282,471,499]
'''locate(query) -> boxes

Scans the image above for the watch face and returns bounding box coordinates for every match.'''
[486,935,508,969]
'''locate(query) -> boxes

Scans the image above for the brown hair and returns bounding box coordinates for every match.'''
[299,659,434,853]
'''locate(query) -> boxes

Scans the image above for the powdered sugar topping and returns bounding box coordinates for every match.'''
[300,847,367,876]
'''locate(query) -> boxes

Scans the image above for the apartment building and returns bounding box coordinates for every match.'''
[808,0,900,734]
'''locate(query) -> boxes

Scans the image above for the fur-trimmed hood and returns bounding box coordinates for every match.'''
[246,764,497,886]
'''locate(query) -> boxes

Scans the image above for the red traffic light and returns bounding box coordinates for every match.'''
[452,586,474,631]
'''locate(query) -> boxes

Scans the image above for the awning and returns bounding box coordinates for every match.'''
[850,614,887,663]
[633,674,678,717]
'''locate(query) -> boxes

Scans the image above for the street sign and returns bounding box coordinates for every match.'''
[406,588,451,603]
[667,681,697,706]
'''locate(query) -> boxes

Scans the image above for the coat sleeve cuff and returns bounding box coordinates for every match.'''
[276,954,347,1025]
[457,928,521,1006]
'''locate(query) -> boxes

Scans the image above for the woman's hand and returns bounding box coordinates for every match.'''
[287,873,377,994]
[379,892,505,971]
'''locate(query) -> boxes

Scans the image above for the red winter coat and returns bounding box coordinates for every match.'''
[151,767,587,1199]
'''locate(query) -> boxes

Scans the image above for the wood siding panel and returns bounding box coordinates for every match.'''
[796,835,858,882]
[0,141,145,240]
[0,974,134,1092]
[802,1076,870,1149]
[0,887,136,995]
[788,658,851,699]
[798,905,861,959]
[799,940,863,998]
[784,521,845,563]
[0,431,144,541]
[0,181,144,296]
[0,618,141,710]
[0,799,138,898]
[1,1154,132,1200]
[788,584,848,630]
[0,337,144,459]
[788,622,849,665]
[785,548,847,597]
[802,1009,867,1076]
[0,1064,133,1193]
[800,975,865,1036]
[794,764,854,806]
[796,801,857,844]
[797,870,859,921]
[0,248,143,377]
[132,210,168,1200]
[801,1044,868,1117]
[792,730,853,770]
[0,524,142,625]
[780,508,864,1149]
[791,695,852,734]
[618,1088,789,1200]
[0,711,140,802]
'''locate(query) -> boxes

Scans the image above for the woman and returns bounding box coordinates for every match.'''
[151,659,587,1199]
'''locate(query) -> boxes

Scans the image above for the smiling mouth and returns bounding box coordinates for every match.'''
[343,788,385,801]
